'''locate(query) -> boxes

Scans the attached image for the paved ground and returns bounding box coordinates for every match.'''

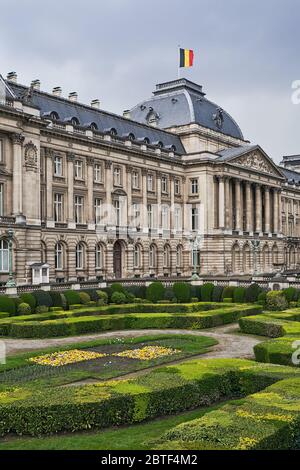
[2,324,261,359]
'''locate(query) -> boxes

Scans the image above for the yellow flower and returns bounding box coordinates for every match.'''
[237,437,258,450]
[236,409,294,422]
[113,346,181,361]
[28,349,107,367]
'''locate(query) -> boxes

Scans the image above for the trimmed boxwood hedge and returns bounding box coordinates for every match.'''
[173,282,191,303]
[212,285,223,302]
[239,314,300,338]
[233,287,246,303]
[20,293,36,312]
[0,358,298,437]
[63,290,81,306]
[146,282,165,303]
[200,283,214,301]
[0,295,16,316]
[5,305,262,338]
[254,337,300,366]
[32,291,53,308]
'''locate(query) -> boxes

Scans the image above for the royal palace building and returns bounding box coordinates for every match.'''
[0,72,299,286]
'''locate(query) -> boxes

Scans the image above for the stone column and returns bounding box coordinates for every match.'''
[255,184,262,233]
[278,191,282,233]
[245,182,253,232]
[10,133,24,218]
[87,157,94,228]
[264,187,270,233]
[224,177,231,229]
[170,175,175,233]
[218,176,225,229]
[126,167,132,230]
[141,169,148,232]
[44,148,54,227]
[105,160,112,226]
[182,177,190,234]
[67,153,75,228]
[235,179,242,232]
[156,171,162,231]
[273,189,279,234]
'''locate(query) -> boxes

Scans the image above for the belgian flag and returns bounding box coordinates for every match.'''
[179,48,194,68]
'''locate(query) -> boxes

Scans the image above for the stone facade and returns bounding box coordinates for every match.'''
[0,74,299,285]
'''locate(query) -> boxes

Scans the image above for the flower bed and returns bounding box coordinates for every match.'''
[29,349,107,367]
[113,346,180,361]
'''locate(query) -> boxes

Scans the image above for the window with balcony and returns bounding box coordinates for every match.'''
[54,193,63,222]
[74,160,83,179]
[191,178,199,194]
[54,156,63,176]
[94,198,102,225]
[94,163,102,183]
[74,195,84,224]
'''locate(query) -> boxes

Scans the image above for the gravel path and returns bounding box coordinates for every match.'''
[2,324,261,359]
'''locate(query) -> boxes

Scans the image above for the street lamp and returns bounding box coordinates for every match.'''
[251,239,261,277]
[190,235,203,280]
[5,228,16,288]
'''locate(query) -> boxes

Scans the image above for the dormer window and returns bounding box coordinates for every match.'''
[71,117,80,127]
[104,127,117,137]
[90,122,98,131]
[50,111,59,121]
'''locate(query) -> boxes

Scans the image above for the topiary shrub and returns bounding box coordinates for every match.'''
[17,302,31,316]
[32,290,53,308]
[63,290,81,306]
[282,287,297,303]
[212,285,224,302]
[20,293,36,312]
[0,295,16,316]
[82,289,99,302]
[200,283,214,302]
[35,305,49,314]
[126,285,147,299]
[190,285,200,301]
[257,291,267,306]
[79,292,90,305]
[96,290,108,305]
[222,286,235,301]
[111,292,127,304]
[146,282,165,303]
[49,291,64,308]
[266,291,289,311]
[233,287,246,303]
[110,283,126,295]
[164,287,174,302]
[245,283,262,303]
[173,282,191,303]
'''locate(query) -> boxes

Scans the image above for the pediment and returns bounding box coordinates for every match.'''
[229,147,285,178]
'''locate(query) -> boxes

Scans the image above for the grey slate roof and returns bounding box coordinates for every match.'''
[216,145,257,161]
[279,167,300,184]
[129,78,244,140]
[7,81,185,155]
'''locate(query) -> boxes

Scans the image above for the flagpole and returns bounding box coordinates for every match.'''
[178,45,181,79]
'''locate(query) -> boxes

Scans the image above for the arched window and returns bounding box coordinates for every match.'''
[243,244,251,274]
[0,239,9,272]
[262,245,270,272]
[76,243,84,269]
[176,245,182,267]
[272,244,279,265]
[95,244,103,269]
[163,244,170,268]
[149,244,157,269]
[232,243,240,273]
[55,242,63,270]
[134,244,141,268]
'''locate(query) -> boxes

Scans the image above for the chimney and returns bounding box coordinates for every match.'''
[69,92,78,102]
[7,72,17,83]
[123,110,130,119]
[91,99,100,109]
[52,87,62,97]
[31,80,40,91]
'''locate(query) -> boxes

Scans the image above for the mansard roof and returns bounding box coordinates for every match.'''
[7,81,185,155]
[129,78,244,140]
[279,167,300,185]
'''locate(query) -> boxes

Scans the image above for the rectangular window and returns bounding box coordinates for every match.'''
[0,183,4,217]
[74,195,84,224]
[174,178,180,195]
[174,206,182,231]
[161,205,169,229]
[74,160,83,179]
[161,176,168,193]
[94,198,102,224]
[191,206,199,231]
[114,199,121,226]
[0,140,3,163]
[132,202,140,224]
[132,170,139,189]
[54,193,63,222]
[114,167,122,186]
[191,179,199,194]
[94,163,102,183]
[147,204,153,228]
[147,174,153,192]
[54,156,63,176]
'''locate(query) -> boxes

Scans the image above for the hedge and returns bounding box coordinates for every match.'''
[239,314,300,338]
[0,358,298,436]
[32,291,53,308]
[20,293,36,312]
[266,291,288,311]
[63,290,81,306]
[0,295,16,316]
[5,305,262,338]
[200,283,214,301]
[212,285,223,303]
[49,291,64,308]
[161,376,300,450]
[254,337,300,366]
[173,283,191,303]
[245,283,262,303]
[233,287,246,303]
[146,282,165,303]
[222,286,235,301]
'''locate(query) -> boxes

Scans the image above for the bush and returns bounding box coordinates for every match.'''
[222,286,235,301]
[111,292,127,304]
[110,283,126,295]
[96,290,108,304]
[191,297,199,303]
[223,298,233,303]
[20,293,36,312]
[266,291,288,311]
[82,289,99,302]
[126,293,135,303]
[245,283,262,303]
[63,290,81,306]
[49,291,64,308]
[126,285,147,299]
[173,283,191,303]
[200,283,214,302]
[257,291,267,306]
[79,292,91,305]
[212,285,223,302]
[164,288,174,302]
[17,303,31,316]
[35,306,49,314]
[146,282,165,303]
[283,287,297,303]
[233,287,246,303]
[0,295,16,316]
[32,291,53,308]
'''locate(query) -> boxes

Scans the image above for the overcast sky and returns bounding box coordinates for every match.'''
[1,0,299,161]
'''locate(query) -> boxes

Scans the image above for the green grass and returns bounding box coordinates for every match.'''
[0,402,227,450]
